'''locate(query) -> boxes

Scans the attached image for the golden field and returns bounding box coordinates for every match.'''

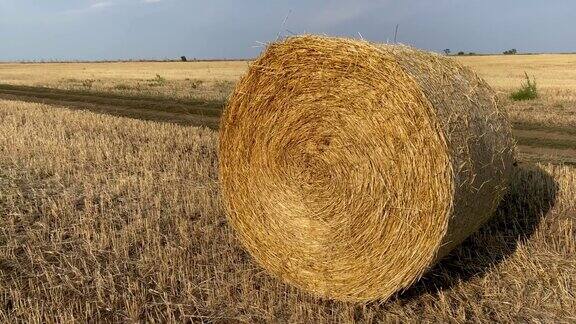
[2,54,576,95]
[456,54,576,91]
[0,61,248,83]
[0,61,248,101]
[1,53,576,322]
[1,100,574,322]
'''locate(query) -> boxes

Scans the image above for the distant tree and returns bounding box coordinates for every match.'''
[457,51,465,55]
[181,56,187,62]
[468,52,477,55]
[443,48,451,55]
[503,49,518,55]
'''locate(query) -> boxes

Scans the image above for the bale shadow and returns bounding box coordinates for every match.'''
[397,162,559,300]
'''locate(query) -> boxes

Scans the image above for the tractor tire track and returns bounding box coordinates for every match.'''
[0,84,223,129]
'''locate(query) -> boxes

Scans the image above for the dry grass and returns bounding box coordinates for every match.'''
[0,61,247,101]
[455,54,576,91]
[456,54,576,128]
[1,100,575,322]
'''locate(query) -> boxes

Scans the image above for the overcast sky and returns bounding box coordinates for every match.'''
[1,0,574,61]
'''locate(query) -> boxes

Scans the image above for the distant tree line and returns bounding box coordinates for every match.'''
[441,48,519,56]
[443,49,477,56]
[502,49,518,55]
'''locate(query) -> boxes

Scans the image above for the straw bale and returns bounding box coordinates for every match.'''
[219,35,515,301]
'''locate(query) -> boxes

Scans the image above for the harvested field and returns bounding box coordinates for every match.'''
[1,51,576,322]
[455,54,576,91]
[1,100,574,322]
[0,84,222,128]
[0,61,247,101]
[3,54,576,98]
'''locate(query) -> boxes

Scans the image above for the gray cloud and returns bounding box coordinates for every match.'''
[1,0,574,61]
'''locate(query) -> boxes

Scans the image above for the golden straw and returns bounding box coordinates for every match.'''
[219,35,515,302]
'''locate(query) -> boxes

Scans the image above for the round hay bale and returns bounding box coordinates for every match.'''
[219,35,515,302]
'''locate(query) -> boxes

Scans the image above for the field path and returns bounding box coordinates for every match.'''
[512,124,576,165]
[1,83,574,164]
[0,83,222,128]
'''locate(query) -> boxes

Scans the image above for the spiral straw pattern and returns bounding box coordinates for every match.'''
[219,35,515,301]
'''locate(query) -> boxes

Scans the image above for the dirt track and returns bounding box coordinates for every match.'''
[1,83,574,164]
[0,84,222,128]
[512,126,576,165]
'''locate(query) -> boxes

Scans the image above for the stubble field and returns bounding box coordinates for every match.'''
[0,54,575,322]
